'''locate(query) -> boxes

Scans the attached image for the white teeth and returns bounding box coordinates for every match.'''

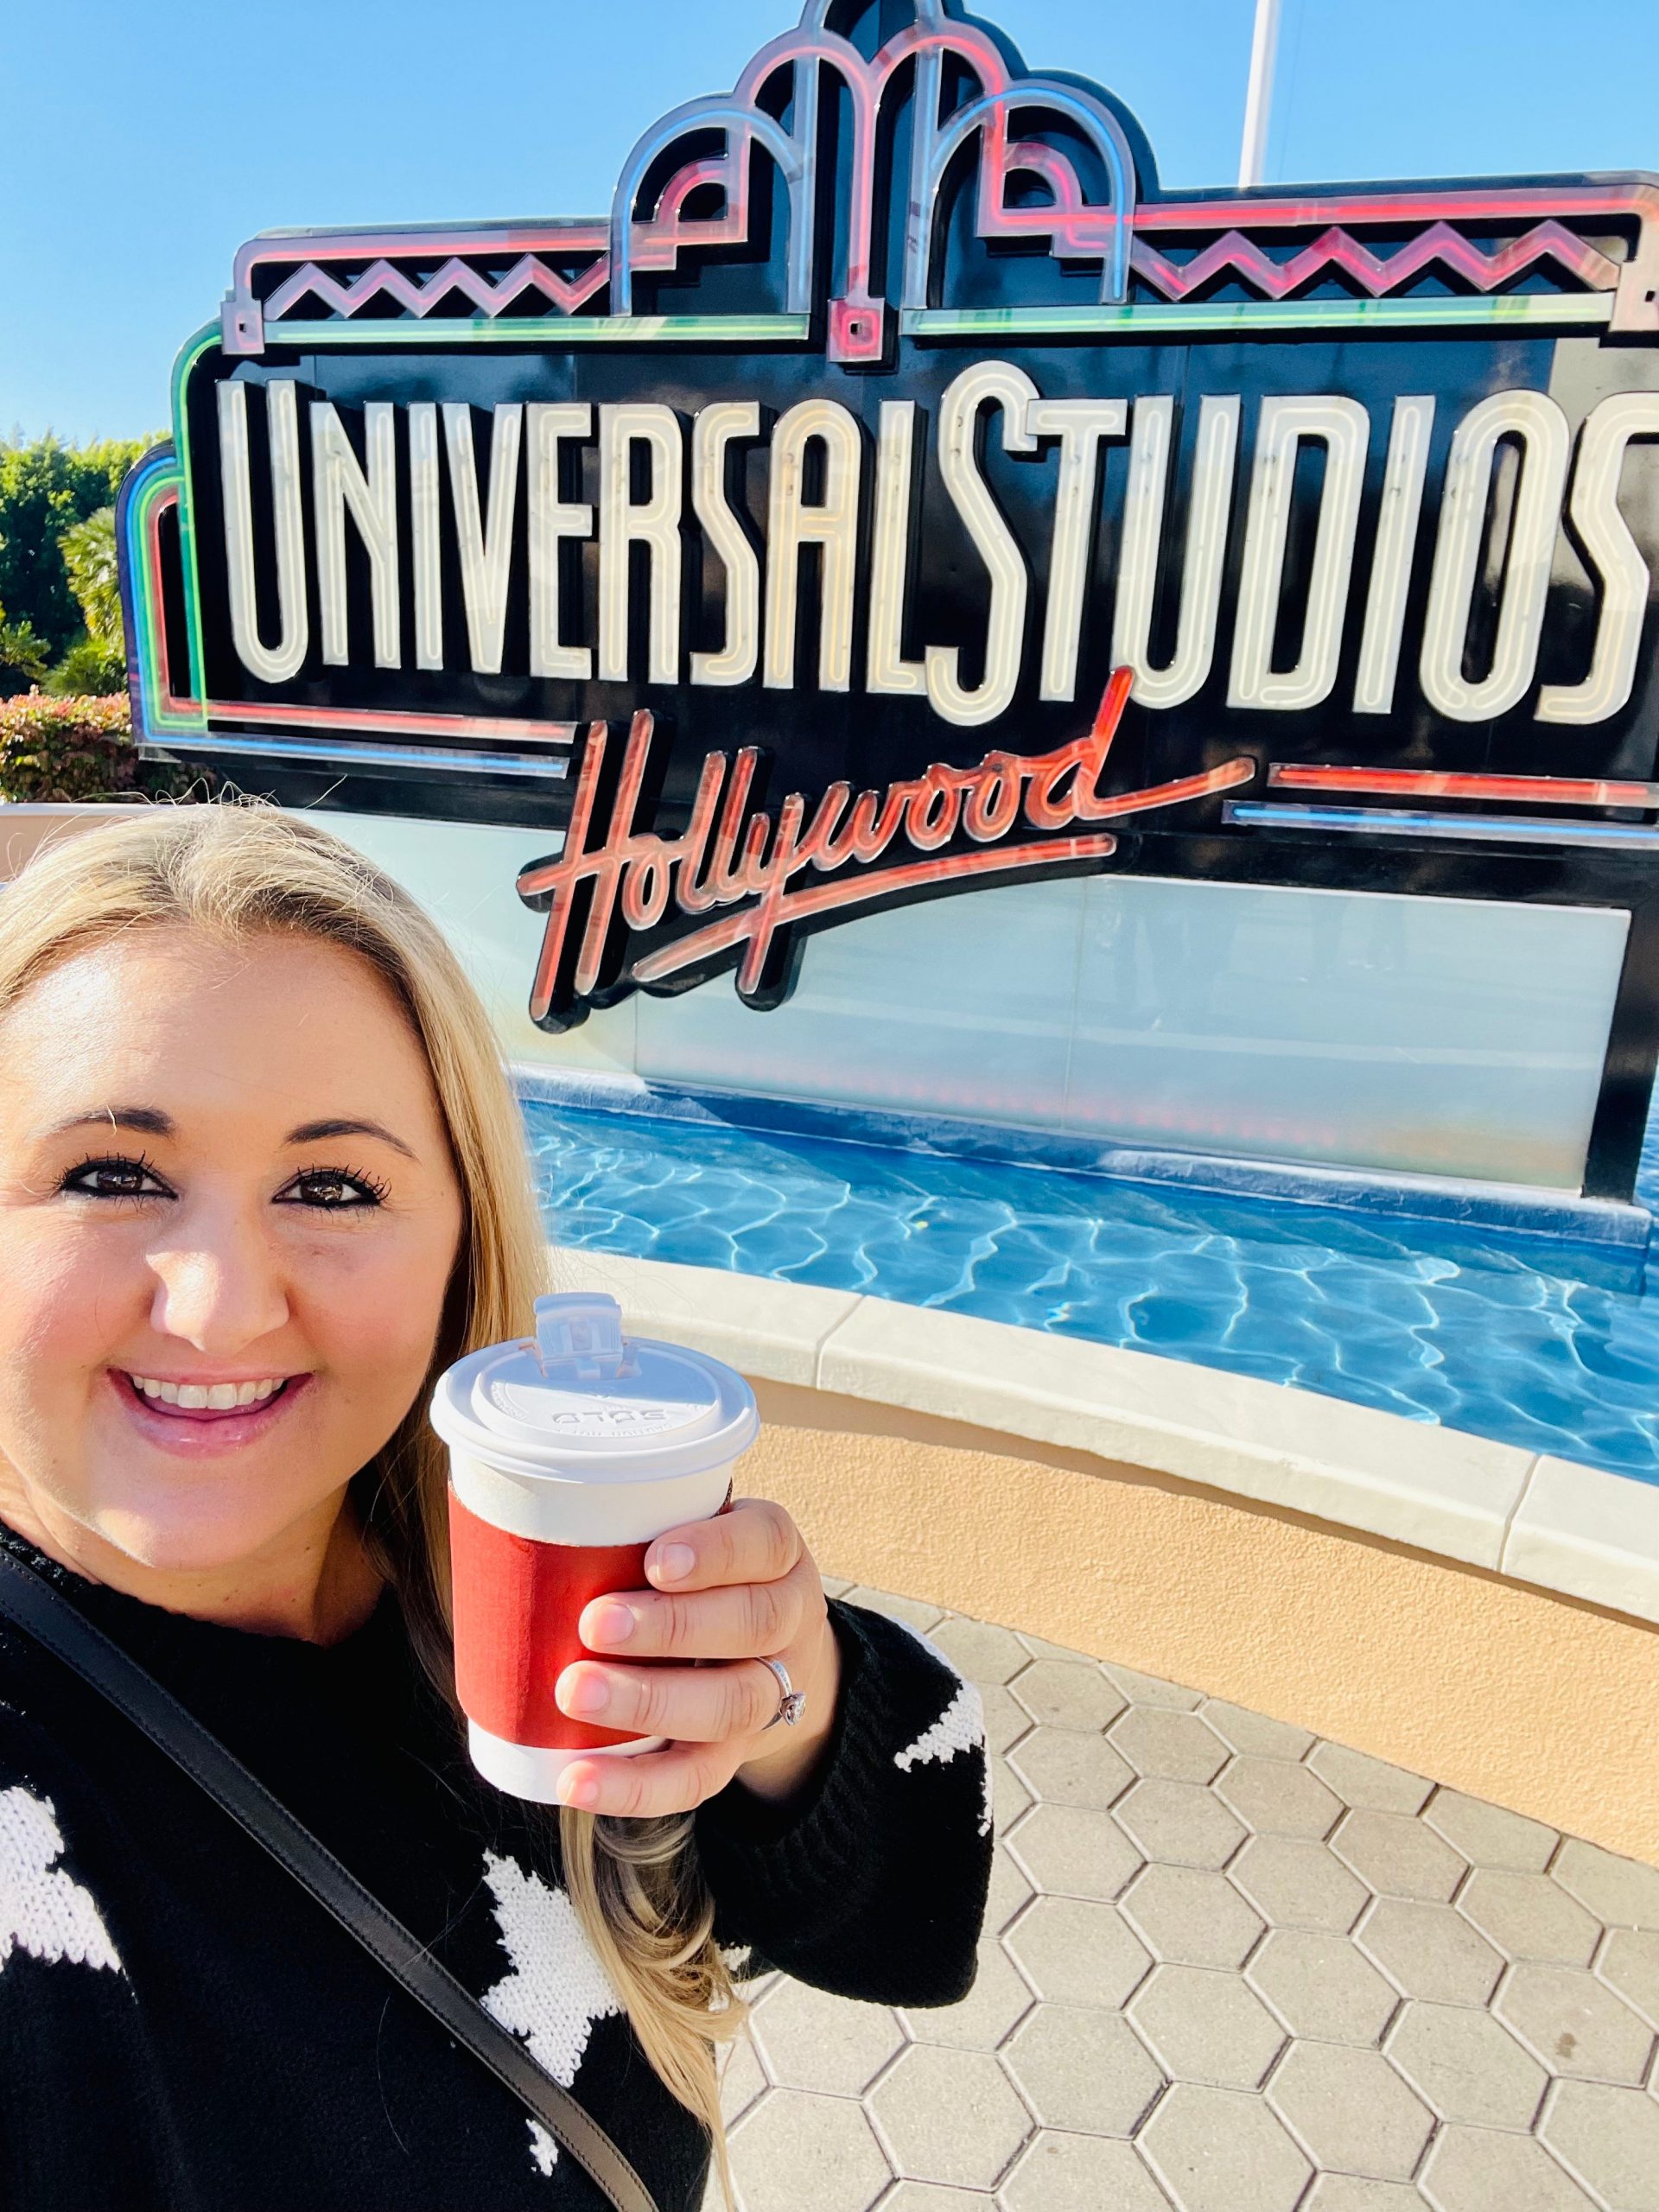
[128,1374,288,1409]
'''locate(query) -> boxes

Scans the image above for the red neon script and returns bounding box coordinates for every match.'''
[516,670,1255,1022]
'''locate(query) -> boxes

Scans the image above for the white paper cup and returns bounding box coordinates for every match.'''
[429,1293,758,1802]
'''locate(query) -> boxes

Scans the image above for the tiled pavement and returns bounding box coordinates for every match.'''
[706,1581,1659,2212]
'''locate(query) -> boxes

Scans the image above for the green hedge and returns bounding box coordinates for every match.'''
[0,692,201,804]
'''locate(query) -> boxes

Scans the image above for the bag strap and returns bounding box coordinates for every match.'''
[0,1549,660,2212]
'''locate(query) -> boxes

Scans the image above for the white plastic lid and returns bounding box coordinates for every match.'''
[429,1293,757,1484]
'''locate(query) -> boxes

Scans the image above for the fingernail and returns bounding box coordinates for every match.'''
[563,1672,610,1717]
[558,1771,600,1809]
[588,1602,637,1646]
[649,1544,696,1585]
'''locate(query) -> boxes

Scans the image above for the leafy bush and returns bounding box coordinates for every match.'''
[0,693,202,804]
[0,436,156,662]
[0,618,48,690]
[44,636,127,697]
[0,692,140,801]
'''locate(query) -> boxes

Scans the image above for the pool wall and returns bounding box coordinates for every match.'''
[556,1244,1659,1868]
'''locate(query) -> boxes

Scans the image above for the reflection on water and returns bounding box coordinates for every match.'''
[525,1096,1659,1482]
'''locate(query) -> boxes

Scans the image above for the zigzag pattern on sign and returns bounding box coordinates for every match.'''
[263,247,612,325]
[1130,218,1622,304]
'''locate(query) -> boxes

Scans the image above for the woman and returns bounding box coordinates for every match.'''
[0,807,991,2212]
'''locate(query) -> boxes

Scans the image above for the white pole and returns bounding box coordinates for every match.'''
[1237,0,1284,189]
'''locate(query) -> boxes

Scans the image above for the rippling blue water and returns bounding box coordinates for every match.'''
[525,1095,1659,1482]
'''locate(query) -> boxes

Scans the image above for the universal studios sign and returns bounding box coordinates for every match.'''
[120,0,1659,1029]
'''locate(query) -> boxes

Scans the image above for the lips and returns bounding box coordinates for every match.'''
[117,1362,309,1433]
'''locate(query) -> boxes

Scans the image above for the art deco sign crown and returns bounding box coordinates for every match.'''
[119,0,1659,1114]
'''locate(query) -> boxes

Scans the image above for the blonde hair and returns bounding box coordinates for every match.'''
[0,803,746,2191]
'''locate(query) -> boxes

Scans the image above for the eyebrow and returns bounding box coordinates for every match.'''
[35,1107,418,1163]
[284,1117,418,1161]
[37,1107,175,1141]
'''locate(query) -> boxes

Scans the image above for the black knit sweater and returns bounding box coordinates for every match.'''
[0,1524,991,2211]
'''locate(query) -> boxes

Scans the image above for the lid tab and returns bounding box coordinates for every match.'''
[531,1293,632,1384]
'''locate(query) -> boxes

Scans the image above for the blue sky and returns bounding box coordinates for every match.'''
[5,0,1655,443]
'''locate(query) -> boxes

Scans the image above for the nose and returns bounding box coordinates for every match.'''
[147,1199,291,1355]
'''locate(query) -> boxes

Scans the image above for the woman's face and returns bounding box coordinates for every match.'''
[0,925,466,1579]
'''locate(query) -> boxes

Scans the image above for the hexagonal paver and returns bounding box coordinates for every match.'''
[867,2044,1030,2190]
[984,1839,1036,1931]
[993,1758,1033,1830]
[1306,1743,1433,1817]
[727,2088,892,2212]
[1103,1661,1205,1711]
[1334,1811,1468,1903]
[1003,1895,1153,2008]
[844,1586,945,1633]
[1009,1660,1126,1732]
[1421,2124,1600,2211]
[1201,1700,1315,1761]
[1140,2082,1313,2212]
[1599,1928,1659,2027]
[1008,1728,1134,1811]
[1357,1897,1504,2006]
[1007,1802,1142,1903]
[1114,1781,1249,1870]
[1497,1960,1656,2083]
[749,1979,906,2096]
[978,1681,1033,1756]
[1001,2005,1165,2134]
[1231,1836,1371,1932]
[1109,1707,1230,1784]
[1306,2183,1430,2211]
[1129,1964,1287,2089]
[898,1939,1033,2053]
[1459,1871,1600,1966]
[1541,2077,1659,2211]
[1247,1929,1400,2044]
[720,2031,768,2122]
[1423,1789,1558,1873]
[1268,2042,1434,2181]
[1000,2131,1173,2212]
[925,1616,1029,1684]
[1122,1864,1266,1968]
[1387,2001,1548,2130]
[1553,1837,1659,1931]
[1218,1757,1344,1840]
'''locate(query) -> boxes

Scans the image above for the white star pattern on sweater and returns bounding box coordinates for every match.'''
[890,1624,993,1837]
[479,1850,623,2176]
[0,1786,123,1975]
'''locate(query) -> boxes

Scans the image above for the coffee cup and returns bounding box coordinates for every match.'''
[429,1291,759,1802]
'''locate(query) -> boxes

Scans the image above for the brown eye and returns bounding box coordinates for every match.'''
[276,1166,389,1210]
[60,1154,171,1201]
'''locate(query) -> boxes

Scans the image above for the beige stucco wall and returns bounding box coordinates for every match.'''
[749,1377,1659,1869]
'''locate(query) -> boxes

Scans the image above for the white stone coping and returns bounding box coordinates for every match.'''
[551,1247,1659,1630]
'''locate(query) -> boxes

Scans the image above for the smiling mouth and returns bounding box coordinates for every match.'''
[123,1372,296,1416]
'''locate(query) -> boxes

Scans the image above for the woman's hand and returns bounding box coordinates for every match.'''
[553,1498,842,1818]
